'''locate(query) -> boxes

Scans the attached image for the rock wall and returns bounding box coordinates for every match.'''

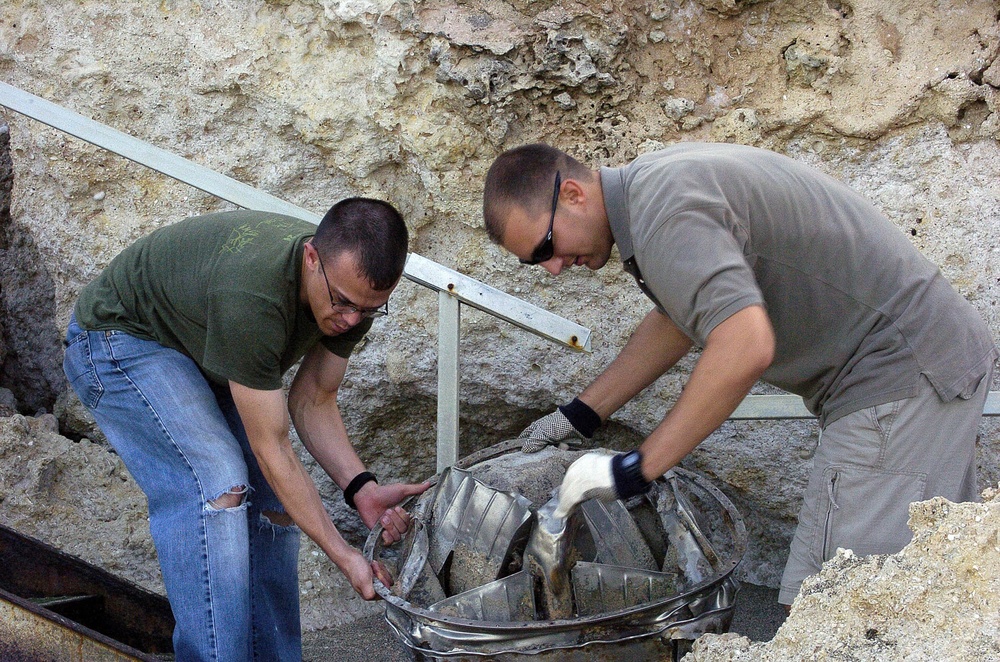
[685,487,1000,660]
[0,0,999,633]
[0,120,10,382]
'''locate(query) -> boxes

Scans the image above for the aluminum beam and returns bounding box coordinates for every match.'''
[436,291,461,472]
[731,391,1000,420]
[405,254,591,352]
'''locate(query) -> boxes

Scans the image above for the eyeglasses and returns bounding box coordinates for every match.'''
[519,170,561,265]
[315,248,389,319]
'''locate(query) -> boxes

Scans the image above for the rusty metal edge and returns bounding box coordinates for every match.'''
[0,585,161,661]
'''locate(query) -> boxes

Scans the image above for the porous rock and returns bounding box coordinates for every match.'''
[0,0,997,645]
[684,488,1000,660]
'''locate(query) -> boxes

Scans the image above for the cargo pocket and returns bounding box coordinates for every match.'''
[63,331,105,410]
[819,464,926,562]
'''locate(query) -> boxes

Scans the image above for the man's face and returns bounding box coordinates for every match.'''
[500,190,613,276]
[304,246,394,336]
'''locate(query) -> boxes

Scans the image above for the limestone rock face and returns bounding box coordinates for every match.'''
[0,0,998,636]
[0,121,10,373]
[685,488,1000,660]
[0,414,160,591]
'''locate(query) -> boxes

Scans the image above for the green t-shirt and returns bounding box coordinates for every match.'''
[74,210,371,390]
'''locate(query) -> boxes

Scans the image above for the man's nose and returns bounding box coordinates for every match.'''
[541,257,563,276]
[541,254,574,276]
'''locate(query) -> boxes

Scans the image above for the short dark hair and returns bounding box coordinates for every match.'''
[482,143,590,244]
[313,198,408,291]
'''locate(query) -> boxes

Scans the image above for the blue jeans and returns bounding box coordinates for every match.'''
[63,315,302,661]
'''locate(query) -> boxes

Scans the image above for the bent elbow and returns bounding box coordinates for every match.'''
[756,335,776,375]
[750,325,777,377]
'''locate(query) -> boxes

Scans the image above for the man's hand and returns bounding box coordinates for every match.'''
[339,548,394,600]
[355,481,431,545]
[553,450,651,519]
[518,409,580,452]
[518,397,602,453]
[553,452,616,518]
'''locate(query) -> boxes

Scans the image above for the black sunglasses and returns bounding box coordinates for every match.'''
[520,171,561,265]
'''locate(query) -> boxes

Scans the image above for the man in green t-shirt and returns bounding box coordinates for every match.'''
[481,143,996,608]
[64,198,429,660]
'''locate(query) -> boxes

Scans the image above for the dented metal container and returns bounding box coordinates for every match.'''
[364,441,747,661]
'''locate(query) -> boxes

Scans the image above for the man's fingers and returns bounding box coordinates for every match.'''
[382,481,431,508]
[379,506,409,544]
[521,438,549,453]
[401,481,432,498]
[372,560,393,589]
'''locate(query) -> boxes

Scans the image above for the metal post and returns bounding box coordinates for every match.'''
[437,291,461,473]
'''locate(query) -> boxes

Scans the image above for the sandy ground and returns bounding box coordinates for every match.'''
[300,582,786,660]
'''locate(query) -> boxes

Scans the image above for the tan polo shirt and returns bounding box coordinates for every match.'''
[602,143,997,426]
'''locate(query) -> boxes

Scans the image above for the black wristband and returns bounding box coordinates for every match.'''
[558,397,602,438]
[612,450,651,500]
[344,471,378,510]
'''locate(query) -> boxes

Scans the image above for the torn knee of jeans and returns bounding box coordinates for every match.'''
[261,510,295,528]
[207,484,249,511]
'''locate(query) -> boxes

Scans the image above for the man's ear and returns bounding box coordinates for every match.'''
[303,241,319,269]
[561,178,587,206]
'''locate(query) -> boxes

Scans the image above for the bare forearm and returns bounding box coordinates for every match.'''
[253,436,355,564]
[580,309,692,419]
[290,395,365,490]
[288,345,369,490]
[287,345,431,543]
[639,306,775,479]
[230,381,358,570]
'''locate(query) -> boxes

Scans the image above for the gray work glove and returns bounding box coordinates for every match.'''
[553,450,651,519]
[518,398,602,453]
[518,409,579,453]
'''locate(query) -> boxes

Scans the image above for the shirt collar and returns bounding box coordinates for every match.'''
[600,165,634,262]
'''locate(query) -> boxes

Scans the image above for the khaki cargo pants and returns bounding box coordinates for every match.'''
[778,369,993,605]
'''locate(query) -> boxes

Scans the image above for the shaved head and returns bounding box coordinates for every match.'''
[482,144,592,244]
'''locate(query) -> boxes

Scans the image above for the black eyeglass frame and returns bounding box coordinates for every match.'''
[314,248,389,319]
[519,170,561,265]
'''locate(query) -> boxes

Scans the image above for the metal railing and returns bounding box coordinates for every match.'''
[0,81,591,472]
[1,81,996,472]
[729,391,1000,419]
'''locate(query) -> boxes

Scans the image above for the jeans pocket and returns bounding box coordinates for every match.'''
[63,331,105,409]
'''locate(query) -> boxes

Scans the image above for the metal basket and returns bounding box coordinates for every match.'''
[364,441,747,661]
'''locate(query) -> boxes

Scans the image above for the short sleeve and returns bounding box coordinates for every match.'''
[636,206,764,346]
[319,317,373,358]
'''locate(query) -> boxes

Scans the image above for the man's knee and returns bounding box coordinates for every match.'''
[262,510,294,527]
[208,485,248,510]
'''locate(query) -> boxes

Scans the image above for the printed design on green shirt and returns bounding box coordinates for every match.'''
[222,224,261,254]
[222,218,301,254]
